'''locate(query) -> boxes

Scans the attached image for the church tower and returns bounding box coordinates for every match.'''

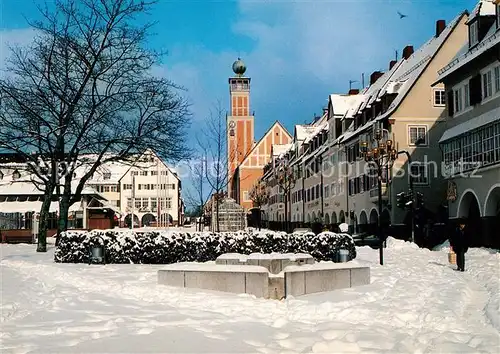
[227,58,254,193]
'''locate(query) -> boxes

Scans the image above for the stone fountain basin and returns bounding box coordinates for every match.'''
[215,252,314,274]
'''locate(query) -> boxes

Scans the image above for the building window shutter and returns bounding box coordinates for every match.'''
[469,74,482,105]
[447,90,454,116]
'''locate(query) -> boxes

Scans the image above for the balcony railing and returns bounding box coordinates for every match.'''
[369,183,388,203]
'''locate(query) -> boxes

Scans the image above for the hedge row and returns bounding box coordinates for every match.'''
[54,229,356,264]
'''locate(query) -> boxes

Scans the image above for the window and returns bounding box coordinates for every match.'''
[408,126,427,146]
[123,184,132,190]
[103,186,110,192]
[131,171,138,176]
[324,186,329,198]
[483,71,493,99]
[469,21,478,47]
[141,198,149,208]
[135,199,141,208]
[110,185,117,192]
[497,4,500,29]
[464,83,470,108]
[151,171,158,176]
[433,89,446,106]
[12,169,20,180]
[410,164,428,185]
[140,171,148,176]
[243,191,250,202]
[127,198,132,208]
[103,172,111,180]
[494,66,500,94]
[151,199,157,210]
[454,87,463,113]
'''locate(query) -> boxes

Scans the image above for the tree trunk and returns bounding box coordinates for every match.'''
[284,194,288,233]
[37,187,54,252]
[216,197,220,233]
[258,206,261,231]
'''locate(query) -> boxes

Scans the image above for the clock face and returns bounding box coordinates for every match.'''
[229,121,236,128]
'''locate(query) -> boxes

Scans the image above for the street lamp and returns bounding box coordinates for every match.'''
[359,122,397,265]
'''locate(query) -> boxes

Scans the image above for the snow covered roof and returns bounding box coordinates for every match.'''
[329,94,360,117]
[295,125,317,141]
[436,22,500,83]
[337,12,467,144]
[466,0,497,24]
[439,106,500,143]
[271,144,293,157]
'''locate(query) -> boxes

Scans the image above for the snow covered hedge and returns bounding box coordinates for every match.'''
[54,229,356,264]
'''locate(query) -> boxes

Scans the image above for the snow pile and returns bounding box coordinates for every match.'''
[54,229,356,264]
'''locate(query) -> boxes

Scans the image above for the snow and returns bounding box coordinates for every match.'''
[1,238,499,353]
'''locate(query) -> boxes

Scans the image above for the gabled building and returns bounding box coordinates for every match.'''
[434,0,500,248]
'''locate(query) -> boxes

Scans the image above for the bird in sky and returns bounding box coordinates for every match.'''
[398,11,408,19]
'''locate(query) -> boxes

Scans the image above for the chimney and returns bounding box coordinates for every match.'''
[348,89,360,95]
[436,20,446,37]
[370,71,383,85]
[402,45,414,60]
[389,60,397,70]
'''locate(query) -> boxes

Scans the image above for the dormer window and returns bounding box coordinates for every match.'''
[12,169,20,180]
[103,172,111,180]
[469,20,479,47]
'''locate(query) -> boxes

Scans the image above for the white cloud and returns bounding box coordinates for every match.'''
[0,28,37,71]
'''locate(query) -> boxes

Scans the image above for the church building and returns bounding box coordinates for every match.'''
[227,59,292,211]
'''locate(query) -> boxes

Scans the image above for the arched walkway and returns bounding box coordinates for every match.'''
[331,212,337,225]
[324,213,330,225]
[124,213,140,228]
[158,213,173,226]
[339,210,346,223]
[457,190,482,246]
[458,191,482,219]
[312,211,316,221]
[483,185,500,248]
[359,210,368,233]
[141,213,156,227]
[368,208,379,235]
[484,185,500,217]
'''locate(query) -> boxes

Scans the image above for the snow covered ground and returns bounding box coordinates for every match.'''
[1,238,499,353]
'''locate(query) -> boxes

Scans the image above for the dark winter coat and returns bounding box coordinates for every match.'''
[450,227,468,253]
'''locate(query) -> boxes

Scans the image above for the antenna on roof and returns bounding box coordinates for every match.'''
[349,80,358,90]
[395,49,398,61]
[361,73,365,88]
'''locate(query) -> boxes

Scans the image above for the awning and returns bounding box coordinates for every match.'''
[439,107,500,143]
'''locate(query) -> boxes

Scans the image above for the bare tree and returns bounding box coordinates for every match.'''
[184,155,213,231]
[197,101,234,232]
[248,179,270,230]
[0,0,190,251]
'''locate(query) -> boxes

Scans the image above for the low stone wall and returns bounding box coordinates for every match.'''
[158,263,269,298]
[284,263,370,297]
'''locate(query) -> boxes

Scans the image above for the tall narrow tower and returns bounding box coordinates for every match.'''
[227,58,255,193]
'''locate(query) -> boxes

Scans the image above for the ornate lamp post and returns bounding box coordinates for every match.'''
[359,122,397,265]
[275,157,296,233]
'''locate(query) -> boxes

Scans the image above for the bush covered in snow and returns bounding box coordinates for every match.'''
[54,229,356,264]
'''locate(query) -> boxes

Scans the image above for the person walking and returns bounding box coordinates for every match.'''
[450,221,468,272]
